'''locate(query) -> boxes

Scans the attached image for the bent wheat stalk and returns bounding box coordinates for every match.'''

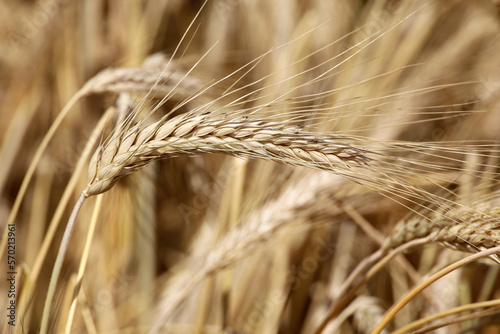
[371,246,500,334]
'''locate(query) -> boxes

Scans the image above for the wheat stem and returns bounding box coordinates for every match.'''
[371,245,500,334]
[0,92,83,262]
[40,191,87,334]
[391,299,500,334]
[405,306,500,334]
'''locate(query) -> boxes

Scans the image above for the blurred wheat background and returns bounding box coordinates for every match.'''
[2,0,500,333]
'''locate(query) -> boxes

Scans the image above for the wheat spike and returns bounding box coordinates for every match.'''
[82,65,203,98]
[85,112,373,196]
[383,203,500,253]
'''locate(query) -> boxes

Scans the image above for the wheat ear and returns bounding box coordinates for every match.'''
[383,204,500,253]
[85,112,373,196]
[84,65,203,99]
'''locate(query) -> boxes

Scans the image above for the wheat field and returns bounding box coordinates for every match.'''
[1,0,500,333]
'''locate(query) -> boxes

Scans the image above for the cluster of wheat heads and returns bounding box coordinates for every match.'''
[2,0,500,333]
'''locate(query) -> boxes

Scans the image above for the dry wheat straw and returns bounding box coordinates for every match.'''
[85,112,373,196]
[372,246,500,334]
[24,1,500,332]
[392,299,500,334]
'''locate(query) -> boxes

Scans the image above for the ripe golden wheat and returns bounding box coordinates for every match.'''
[3,1,500,334]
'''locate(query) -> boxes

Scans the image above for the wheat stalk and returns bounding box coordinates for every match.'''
[372,246,500,334]
[84,111,374,196]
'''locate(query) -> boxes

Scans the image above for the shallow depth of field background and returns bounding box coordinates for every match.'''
[1,0,500,333]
